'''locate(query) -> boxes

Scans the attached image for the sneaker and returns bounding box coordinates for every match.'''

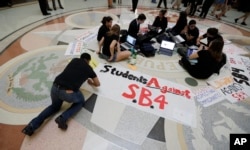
[55,116,68,130]
[241,22,247,26]
[22,124,34,136]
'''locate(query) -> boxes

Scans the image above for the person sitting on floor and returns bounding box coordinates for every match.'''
[97,16,113,42]
[167,11,188,36]
[152,9,168,34]
[97,24,131,62]
[196,27,223,49]
[128,13,147,39]
[179,39,227,79]
[180,19,199,46]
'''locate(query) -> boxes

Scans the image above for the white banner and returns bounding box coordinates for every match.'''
[219,55,250,103]
[83,63,197,128]
[193,86,225,107]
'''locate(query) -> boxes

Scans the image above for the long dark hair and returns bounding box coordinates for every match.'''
[208,39,224,62]
[176,11,187,26]
[106,24,120,36]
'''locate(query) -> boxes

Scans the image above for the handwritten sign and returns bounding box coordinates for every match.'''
[219,55,250,103]
[64,41,84,56]
[83,63,197,128]
[193,86,225,107]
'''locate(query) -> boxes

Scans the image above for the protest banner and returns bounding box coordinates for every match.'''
[83,63,197,128]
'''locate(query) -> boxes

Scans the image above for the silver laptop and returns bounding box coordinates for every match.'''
[159,40,175,52]
[121,35,136,50]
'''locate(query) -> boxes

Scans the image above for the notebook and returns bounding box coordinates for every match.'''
[169,32,185,44]
[158,40,175,56]
[120,35,136,50]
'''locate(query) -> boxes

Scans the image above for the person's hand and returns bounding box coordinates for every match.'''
[87,79,93,86]
[96,51,100,54]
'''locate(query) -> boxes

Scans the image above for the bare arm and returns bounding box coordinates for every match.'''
[108,40,118,61]
[87,77,100,87]
[97,37,104,54]
[189,52,199,60]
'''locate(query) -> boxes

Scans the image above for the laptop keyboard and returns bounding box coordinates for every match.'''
[124,42,132,48]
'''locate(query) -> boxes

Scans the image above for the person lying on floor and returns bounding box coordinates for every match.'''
[97,24,131,62]
[178,39,227,79]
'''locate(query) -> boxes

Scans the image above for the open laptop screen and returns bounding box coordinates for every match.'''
[126,35,136,45]
[160,40,175,50]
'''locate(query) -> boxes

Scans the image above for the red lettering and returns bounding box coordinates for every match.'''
[122,84,139,99]
[184,90,191,99]
[154,95,168,109]
[138,87,153,106]
[161,86,167,93]
[146,78,161,89]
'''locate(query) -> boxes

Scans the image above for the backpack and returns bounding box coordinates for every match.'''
[139,43,156,57]
[120,29,128,43]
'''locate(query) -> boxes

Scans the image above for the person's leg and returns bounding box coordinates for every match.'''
[115,51,132,62]
[241,12,250,25]
[52,0,56,10]
[191,3,198,16]
[39,0,49,15]
[57,90,85,129]
[157,0,163,8]
[163,0,167,8]
[235,13,246,23]
[132,0,138,11]
[22,85,63,135]
[58,0,64,9]
[108,0,113,7]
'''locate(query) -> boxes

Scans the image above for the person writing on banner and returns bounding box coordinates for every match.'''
[180,19,199,46]
[22,53,100,136]
[97,16,113,42]
[196,27,223,49]
[178,39,227,79]
[128,13,147,39]
[167,11,188,36]
[97,24,131,62]
[152,9,168,34]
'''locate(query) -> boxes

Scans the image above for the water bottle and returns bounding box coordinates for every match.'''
[130,48,137,65]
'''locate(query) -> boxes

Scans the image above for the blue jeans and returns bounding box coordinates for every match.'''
[30,84,85,130]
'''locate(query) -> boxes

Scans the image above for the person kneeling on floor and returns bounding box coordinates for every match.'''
[22,53,100,136]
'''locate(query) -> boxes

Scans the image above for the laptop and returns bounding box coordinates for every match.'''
[169,32,185,44]
[148,24,161,33]
[158,40,175,56]
[120,35,136,50]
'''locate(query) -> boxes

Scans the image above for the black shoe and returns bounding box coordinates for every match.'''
[59,6,64,9]
[43,13,51,16]
[53,7,56,10]
[47,8,52,11]
[55,116,68,130]
[22,124,34,136]
[234,18,238,23]
[241,22,247,26]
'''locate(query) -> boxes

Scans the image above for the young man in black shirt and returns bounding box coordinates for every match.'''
[22,53,100,136]
[196,27,223,48]
[180,19,199,46]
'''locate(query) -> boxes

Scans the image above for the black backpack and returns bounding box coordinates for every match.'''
[139,43,156,57]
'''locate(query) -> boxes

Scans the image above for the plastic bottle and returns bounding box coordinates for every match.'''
[130,48,137,65]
